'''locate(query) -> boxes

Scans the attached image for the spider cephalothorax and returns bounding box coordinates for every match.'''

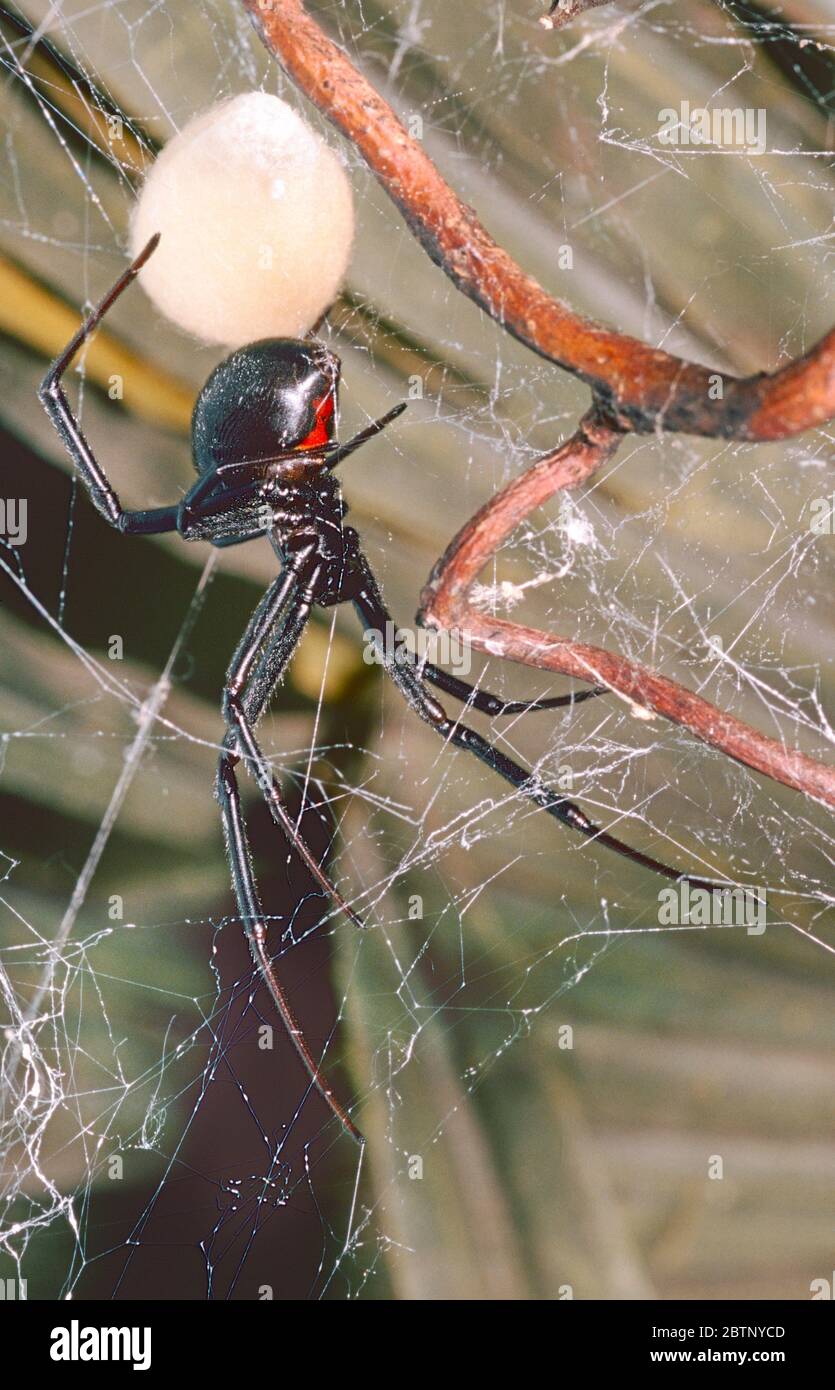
[39,235,711,1146]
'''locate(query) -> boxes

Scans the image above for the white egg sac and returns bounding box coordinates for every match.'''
[130,92,355,347]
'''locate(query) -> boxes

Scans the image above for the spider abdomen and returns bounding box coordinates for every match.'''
[191,338,340,473]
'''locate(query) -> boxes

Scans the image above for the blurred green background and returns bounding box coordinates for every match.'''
[0,0,833,1299]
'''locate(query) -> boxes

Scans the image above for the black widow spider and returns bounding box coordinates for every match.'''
[40,235,709,1145]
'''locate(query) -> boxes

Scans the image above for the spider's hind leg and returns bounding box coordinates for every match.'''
[215,557,364,1143]
[351,552,712,890]
[218,559,364,930]
[419,660,606,716]
[216,758,362,1144]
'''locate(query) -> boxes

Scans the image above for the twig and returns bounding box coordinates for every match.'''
[244,0,835,441]
[418,411,835,806]
[539,1,618,31]
[244,0,835,805]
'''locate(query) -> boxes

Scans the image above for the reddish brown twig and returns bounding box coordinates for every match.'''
[419,410,835,808]
[539,1,617,30]
[244,0,834,805]
[244,0,835,441]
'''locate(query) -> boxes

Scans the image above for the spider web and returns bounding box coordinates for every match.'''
[0,0,833,1301]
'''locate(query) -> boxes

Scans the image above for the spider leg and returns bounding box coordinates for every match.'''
[217,758,362,1145]
[38,235,180,536]
[212,528,270,550]
[324,401,407,469]
[218,557,365,929]
[419,661,606,715]
[216,559,363,1143]
[350,554,713,890]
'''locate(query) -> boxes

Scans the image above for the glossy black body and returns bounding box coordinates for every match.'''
[191,338,339,472]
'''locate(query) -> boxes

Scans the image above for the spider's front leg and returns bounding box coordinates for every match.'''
[215,546,363,1144]
[38,236,180,537]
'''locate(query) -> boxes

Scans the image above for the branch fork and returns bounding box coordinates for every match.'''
[243,0,835,808]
